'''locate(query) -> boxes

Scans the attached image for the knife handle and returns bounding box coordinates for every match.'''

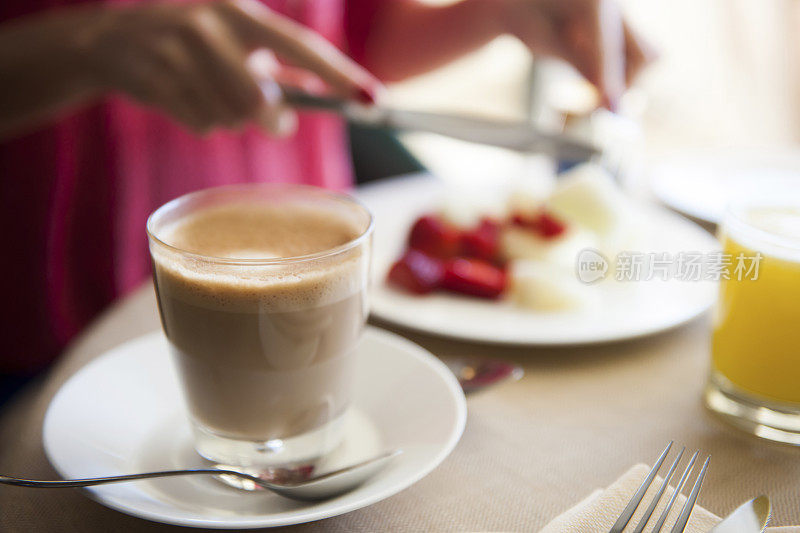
[279,85,348,112]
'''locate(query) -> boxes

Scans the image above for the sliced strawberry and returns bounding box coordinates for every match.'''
[511,210,567,239]
[510,213,529,227]
[460,218,501,262]
[408,215,461,258]
[387,250,445,294]
[537,211,567,238]
[442,258,507,299]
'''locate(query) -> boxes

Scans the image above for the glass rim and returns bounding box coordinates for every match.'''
[146,183,374,266]
[725,202,800,253]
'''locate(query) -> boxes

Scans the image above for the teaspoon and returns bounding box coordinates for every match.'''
[0,449,401,502]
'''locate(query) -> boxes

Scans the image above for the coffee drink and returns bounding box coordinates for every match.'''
[147,186,372,467]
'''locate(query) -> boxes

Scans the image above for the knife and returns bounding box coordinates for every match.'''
[710,496,771,533]
[280,86,600,162]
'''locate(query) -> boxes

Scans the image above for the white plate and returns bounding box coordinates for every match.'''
[650,148,800,223]
[357,174,719,346]
[43,327,466,529]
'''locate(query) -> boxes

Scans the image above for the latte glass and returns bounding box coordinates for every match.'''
[704,183,800,444]
[147,185,372,476]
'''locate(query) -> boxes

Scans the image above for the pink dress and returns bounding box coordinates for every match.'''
[0,0,380,373]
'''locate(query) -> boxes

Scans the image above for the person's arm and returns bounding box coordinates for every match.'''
[359,0,653,109]
[0,9,98,140]
[0,0,378,141]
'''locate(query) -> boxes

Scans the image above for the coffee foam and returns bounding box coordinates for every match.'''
[160,203,361,259]
[152,250,366,313]
[151,203,369,312]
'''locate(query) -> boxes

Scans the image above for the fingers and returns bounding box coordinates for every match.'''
[87,1,306,135]
[269,64,329,95]
[121,50,210,132]
[181,7,263,127]
[529,0,651,111]
[563,0,626,111]
[595,0,626,110]
[155,35,239,131]
[150,8,296,136]
[258,77,297,136]
[220,0,379,102]
[622,22,656,85]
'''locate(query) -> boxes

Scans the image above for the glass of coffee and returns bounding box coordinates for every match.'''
[146,184,373,477]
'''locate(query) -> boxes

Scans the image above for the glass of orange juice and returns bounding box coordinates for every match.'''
[705,184,800,444]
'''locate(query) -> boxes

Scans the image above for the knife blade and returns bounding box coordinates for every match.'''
[710,496,770,533]
[280,86,600,162]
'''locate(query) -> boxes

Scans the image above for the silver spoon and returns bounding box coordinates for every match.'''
[0,449,401,502]
[444,356,523,394]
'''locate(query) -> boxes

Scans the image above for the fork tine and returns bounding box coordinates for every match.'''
[631,447,686,533]
[608,442,673,533]
[651,451,699,533]
[670,456,710,533]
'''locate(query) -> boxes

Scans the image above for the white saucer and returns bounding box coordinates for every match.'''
[357,174,718,346]
[650,148,800,223]
[43,327,466,529]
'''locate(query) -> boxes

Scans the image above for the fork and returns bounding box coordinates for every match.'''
[609,442,711,533]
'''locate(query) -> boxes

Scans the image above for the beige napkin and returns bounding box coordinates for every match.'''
[540,464,799,533]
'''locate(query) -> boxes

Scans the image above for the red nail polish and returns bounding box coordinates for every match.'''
[356,87,376,105]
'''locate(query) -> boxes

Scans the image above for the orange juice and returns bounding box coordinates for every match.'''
[711,207,800,404]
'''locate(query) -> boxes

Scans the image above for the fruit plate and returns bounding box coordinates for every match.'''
[356,173,719,346]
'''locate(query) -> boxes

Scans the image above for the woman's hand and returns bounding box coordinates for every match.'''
[0,0,377,138]
[76,0,377,134]
[360,0,652,110]
[501,0,654,110]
